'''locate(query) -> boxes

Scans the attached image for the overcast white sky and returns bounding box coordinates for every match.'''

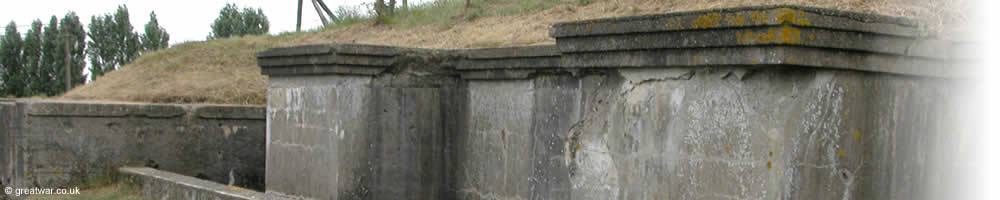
[0,0,404,43]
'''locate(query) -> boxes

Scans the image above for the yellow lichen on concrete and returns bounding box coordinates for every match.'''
[725,14,746,26]
[736,25,802,44]
[227,185,253,191]
[775,8,811,25]
[778,26,802,43]
[691,12,722,28]
[750,10,768,25]
[663,18,683,29]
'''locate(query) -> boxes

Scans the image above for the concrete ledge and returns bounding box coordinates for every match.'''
[555,26,950,59]
[334,43,409,56]
[458,56,561,70]
[256,44,407,76]
[22,100,267,119]
[120,167,284,200]
[26,101,145,117]
[459,69,541,80]
[260,65,388,76]
[257,54,395,67]
[549,4,925,38]
[457,45,563,79]
[548,5,964,78]
[137,104,187,118]
[255,44,331,58]
[559,46,964,78]
[463,45,561,59]
[194,105,265,120]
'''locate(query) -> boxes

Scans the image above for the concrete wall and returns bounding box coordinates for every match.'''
[0,100,266,191]
[256,5,976,200]
[0,99,18,189]
[261,45,459,199]
[452,68,970,200]
[120,167,276,200]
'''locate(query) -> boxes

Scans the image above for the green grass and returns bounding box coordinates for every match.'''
[23,184,140,200]
[315,0,579,30]
[393,0,466,28]
[494,0,570,16]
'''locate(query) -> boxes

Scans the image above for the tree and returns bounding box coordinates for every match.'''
[209,4,241,39]
[242,8,269,36]
[41,16,60,95]
[60,12,86,89]
[22,20,43,95]
[208,3,269,39]
[112,6,141,68]
[0,22,24,97]
[141,11,169,51]
[87,15,113,79]
[374,0,397,24]
[88,5,139,80]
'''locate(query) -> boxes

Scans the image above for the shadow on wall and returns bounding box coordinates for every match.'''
[0,99,267,191]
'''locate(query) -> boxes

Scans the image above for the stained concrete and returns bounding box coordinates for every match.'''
[473,68,968,200]
[257,5,974,200]
[263,45,459,199]
[0,100,266,191]
[120,167,275,200]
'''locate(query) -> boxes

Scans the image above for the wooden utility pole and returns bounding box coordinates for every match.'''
[63,38,70,91]
[297,0,337,29]
[310,0,330,25]
[296,0,303,32]
[315,0,335,23]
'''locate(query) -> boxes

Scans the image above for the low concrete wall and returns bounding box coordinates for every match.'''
[0,99,266,191]
[120,167,274,200]
[256,5,976,200]
[0,99,18,189]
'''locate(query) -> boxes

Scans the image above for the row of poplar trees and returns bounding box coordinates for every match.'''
[0,5,169,97]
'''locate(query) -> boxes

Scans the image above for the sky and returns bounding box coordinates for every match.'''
[0,0,382,44]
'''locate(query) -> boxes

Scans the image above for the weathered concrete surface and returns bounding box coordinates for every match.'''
[541,6,973,199]
[0,99,18,188]
[484,68,969,200]
[550,5,967,78]
[1,100,266,191]
[263,44,458,199]
[257,5,974,200]
[549,5,925,38]
[121,167,289,200]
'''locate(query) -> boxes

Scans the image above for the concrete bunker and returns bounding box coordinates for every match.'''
[254,5,973,200]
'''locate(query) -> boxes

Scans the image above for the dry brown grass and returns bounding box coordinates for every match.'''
[60,0,974,105]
